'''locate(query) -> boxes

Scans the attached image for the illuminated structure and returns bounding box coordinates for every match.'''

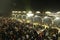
[11,11,60,28]
[27,11,34,17]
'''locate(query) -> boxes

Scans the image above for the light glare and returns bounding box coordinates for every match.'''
[27,13,34,17]
[28,11,32,13]
[55,17,60,20]
[36,11,40,13]
[45,11,51,14]
[44,16,48,18]
[18,11,21,13]
[23,11,26,13]
[57,11,60,14]
[34,15,38,17]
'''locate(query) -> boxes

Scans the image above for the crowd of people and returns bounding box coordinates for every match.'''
[0,17,59,40]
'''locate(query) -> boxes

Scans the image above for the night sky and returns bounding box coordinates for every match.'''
[12,0,60,12]
[0,0,60,16]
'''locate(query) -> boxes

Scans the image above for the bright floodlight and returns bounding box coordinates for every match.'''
[18,11,21,13]
[55,17,60,20]
[44,16,49,18]
[14,11,18,13]
[23,11,26,13]
[12,11,15,13]
[35,15,38,17]
[36,11,40,13]
[12,11,17,13]
[27,11,34,17]
[27,13,34,17]
[56,11,60,14]
[28,11,32,13]
[45,11,51,14]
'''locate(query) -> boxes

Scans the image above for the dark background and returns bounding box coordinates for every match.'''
[0,0,60,16]
[12,0,60,11]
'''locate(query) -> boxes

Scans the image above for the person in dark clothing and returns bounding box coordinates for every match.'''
[37,31,44,40]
